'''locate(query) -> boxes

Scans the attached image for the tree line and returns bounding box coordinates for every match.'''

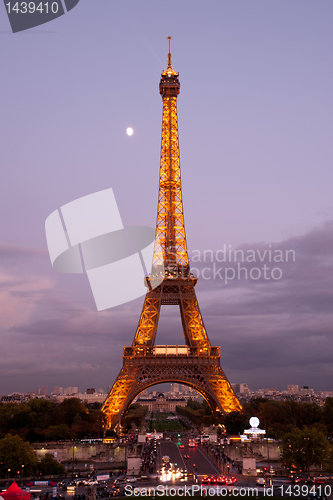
[0,434,65,479]
[221,398,333,473]
[176,398,214,426]
[223,397,333,438]
[0,398,104,443]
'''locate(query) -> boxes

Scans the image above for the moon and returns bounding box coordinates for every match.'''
[126,127,134,136]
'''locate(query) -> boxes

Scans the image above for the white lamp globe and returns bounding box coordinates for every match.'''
[249,417,260,428]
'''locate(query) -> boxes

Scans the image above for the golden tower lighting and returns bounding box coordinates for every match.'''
[102,39,242,429]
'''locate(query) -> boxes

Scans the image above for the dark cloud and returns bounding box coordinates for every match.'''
[185,221,333,390]
[0,242,48,260]
[0,221,333,394]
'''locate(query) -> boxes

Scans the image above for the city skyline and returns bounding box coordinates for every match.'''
[3,381,333,399]
[1,1,333,394]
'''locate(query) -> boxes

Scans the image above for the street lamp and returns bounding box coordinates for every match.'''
[7,468,11,482]
[21,465,24,488]
[72,442,75,481]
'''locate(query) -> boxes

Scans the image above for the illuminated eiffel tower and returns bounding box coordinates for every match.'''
[102,38,241,429]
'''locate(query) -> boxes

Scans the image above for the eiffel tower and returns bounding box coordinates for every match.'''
[102,38,241,429]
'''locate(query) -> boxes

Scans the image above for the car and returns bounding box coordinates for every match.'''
[109,487,121,497]
[209,476,217,483]
[113,479,126,487]
[76,480,85,487]
[256,478,266,485]
[314,477,329,484]
[126,477,137,483]
[225,476,237,483]
[179,444,185,449]
[201,476,210,484]
[216,476,226,484]
[59,480,71,488]
[183,454,189,459]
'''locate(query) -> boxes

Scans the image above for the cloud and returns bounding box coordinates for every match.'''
[187,220,333,389]
[0,221,333,394]
[0,267,55,329]
[0,242,48,260]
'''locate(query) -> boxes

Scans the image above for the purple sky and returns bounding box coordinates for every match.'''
[1,1,333,395]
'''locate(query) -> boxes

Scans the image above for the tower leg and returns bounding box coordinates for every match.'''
[102,366,138,429]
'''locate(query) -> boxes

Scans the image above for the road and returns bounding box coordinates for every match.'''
[157,439,221,476]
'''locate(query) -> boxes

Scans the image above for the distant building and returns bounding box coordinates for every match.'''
[52,390,107,403]
[1,393,27,403]
[36,388,48,395]
[183,386,196,395]
[53,387,63,395]
[232,383,249,394]
[258,388,278,396]
[137,392,186,412]
[300,386,314,396]
[288,385,299,394]
[86,388,96,394]
[80,391,107,402]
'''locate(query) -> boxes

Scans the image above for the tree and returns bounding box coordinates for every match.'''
[223,411,248,435]
[54,398,89,427]
[0,434,37,478]
[186,399,202,410]
[324,397,333,436]
[39,453,65,476]
[44,424,73,441]
[281,426,329,473]
[0,403,32,438]
[325,444,333,473]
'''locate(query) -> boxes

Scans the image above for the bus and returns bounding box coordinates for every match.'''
[80,438,103,444]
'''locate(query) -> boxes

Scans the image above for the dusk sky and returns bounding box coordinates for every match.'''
[1,1,333,395]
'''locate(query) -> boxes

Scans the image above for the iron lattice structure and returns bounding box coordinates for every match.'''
[102,39,241,429]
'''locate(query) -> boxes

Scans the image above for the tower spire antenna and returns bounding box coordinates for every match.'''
[167,36,172,70]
